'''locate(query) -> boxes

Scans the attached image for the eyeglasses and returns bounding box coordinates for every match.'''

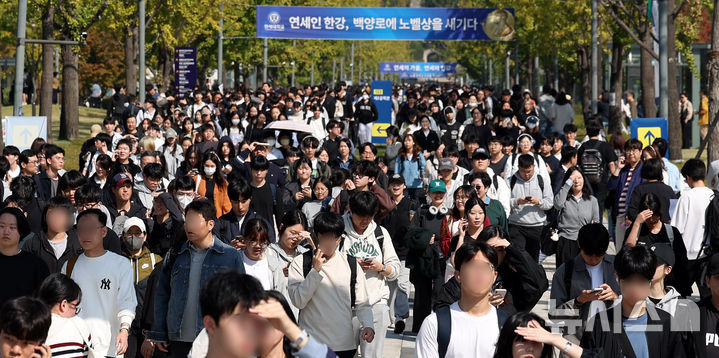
[462,261,495,275]
[245,240,268,249]
[353,173,366,179]
[78,202,100,210]
[67,301,81,315]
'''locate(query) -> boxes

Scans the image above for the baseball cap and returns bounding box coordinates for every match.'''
[389,174,405,186]
[428,179,447,193]
[113,173,132,187]
[525,115,539,129]
[165,128,178,139]
[123,217,146,233]
[472,147,490,161]
[706,253,719,277]
[438,158,454,172]
[649,243,675,267]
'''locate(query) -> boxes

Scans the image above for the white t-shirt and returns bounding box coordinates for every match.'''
[416,302,499,358]
[672,186,714,259]
[242,251,273,290]
[46,314,94,358]
[62,252,137,357]
[586,261,605,317]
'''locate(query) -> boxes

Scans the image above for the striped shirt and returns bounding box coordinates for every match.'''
[617,166,636,216]
[46,314,92,358]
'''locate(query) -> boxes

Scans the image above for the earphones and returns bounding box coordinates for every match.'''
[429,205,449,215]
[517,133,535,146]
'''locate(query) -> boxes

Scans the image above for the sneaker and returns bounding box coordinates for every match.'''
[393,319,405,334]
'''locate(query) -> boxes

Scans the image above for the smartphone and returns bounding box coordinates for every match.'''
[494,288,507,297]
[525,196,532,201]
[591,287,604,294]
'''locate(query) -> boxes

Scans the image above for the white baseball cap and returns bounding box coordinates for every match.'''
[122,217,146,233]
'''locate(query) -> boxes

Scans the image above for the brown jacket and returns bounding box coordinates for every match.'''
[330,183,396,222]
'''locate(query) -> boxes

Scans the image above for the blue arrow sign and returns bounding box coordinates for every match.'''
[643,130,656,143]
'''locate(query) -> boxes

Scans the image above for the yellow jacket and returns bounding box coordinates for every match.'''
[700,96,709,126]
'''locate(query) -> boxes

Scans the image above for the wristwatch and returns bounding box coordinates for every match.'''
[119,326,130,334]
[290,330,309,350]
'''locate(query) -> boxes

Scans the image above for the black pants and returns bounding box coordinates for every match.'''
[682,120,693,149]
[411,273,445,333]
[125,332,143,358]
[557,237,580,268]
[336,349,357,358]
[508,225,542,262]
[169,341,193,358]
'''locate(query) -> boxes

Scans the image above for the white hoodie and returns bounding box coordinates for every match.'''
[340,213,400,305]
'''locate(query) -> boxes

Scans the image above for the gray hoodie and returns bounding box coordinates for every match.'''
[340,213,401,305]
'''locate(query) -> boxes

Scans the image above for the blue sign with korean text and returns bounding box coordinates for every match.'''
[257,6,515,41]
[174,47,197,95]
[371,81,393,144]
[380,62,457,78]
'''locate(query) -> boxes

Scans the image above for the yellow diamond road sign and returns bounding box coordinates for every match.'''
[372,123,390,137]
[637,127,661,148]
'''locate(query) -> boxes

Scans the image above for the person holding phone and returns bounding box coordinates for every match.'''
[0,297,52,358]
[282,157,314,212]
[507,154,554,261]
[288,212,375,358]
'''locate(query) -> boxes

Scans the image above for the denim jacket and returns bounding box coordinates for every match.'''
[148,236,245,342]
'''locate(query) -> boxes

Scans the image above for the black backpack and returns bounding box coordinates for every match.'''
[699,190,719,258]
[436,305,509,358]
[302,250,358,307]
[580,147,604,185]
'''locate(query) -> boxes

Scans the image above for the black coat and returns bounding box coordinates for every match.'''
[580,304,686,358]
[23,230,83,273]
[433,243,548,313]
[405,227,442,282]
[214,210,275,244]
[36,171,53,202]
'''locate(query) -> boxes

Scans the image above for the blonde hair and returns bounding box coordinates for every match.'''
[139,136,155,152]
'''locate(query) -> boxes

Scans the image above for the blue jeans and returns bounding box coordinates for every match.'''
[388,260,410,322]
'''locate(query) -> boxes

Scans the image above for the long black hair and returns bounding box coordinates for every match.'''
[561,166,592,200]
[493,312,554,358]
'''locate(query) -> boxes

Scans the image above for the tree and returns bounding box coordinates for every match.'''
[56,0,107,140]
[708,0,719,161]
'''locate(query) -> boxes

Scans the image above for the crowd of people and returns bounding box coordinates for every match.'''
[1,80,719,358]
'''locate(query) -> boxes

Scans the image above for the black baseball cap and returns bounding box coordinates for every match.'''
[472,147,490,161]
[389,174,405,186]
[649,243,675,267]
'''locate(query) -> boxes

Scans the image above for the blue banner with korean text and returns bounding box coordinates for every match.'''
[174,47,197,95]
[257,6,515,41]
[371,81,393,144]
[380,62,457,78]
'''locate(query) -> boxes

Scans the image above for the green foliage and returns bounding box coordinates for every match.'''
[676,0,708,77]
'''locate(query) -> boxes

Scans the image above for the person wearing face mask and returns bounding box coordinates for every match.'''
[222,112,245,146]
[493,101,521,140]
[195,152,232,218]
[120,217,162,358]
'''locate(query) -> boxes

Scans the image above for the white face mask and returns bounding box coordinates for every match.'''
[177,195,193,209]
[231,118,240,126]
[280,138,291,146]
[204,166,216,176]
[362,95,369,100]
[267,139,276,147]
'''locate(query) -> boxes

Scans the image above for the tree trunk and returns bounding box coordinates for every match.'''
[40,4,54,143]
[125,25,137,97]
[577,45,592,115]
[60,44,79,140]
[609,36,627,135]
[667,0,682,160]
[708,0,719,162]
[158,45,172,93]
[640,27,657,118]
